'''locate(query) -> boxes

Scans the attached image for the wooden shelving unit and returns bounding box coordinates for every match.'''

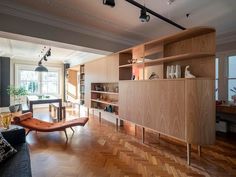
[119,27,215,81]
[80,65,85,105]
[91,82,119,115]
[118,27,216,165]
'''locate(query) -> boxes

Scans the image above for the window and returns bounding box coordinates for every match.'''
[41,72,59,94]
[17,65,60,96]
[19,70,39,94]
[228,56,236,101]
[215,58,219,100]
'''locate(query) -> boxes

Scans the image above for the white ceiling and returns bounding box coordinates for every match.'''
[0,37,105,64]
[1,0,236,45]
[0,0,236,64]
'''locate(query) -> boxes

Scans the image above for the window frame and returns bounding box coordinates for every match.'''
[15,64,62,97]
[227,55,236,101]
[215,58,219,100]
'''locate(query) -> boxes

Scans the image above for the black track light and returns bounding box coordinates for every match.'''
[139,7,150,22]
[35,47,51,72]
[47,48,51,57]
[103,0,115,7]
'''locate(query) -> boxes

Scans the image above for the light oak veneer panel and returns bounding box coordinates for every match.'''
[119,80,185,140]
[85,54,119,107]
[185,79,215,145]
[164,33,215,57]
[119,81,146,125]
[132,45,144,60]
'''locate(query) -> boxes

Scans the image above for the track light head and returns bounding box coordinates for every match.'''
[139,8,150,22]
[103,0,115,7]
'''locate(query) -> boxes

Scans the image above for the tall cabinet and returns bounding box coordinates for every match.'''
[118,27,216,165]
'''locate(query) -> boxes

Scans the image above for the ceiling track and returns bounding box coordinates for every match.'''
[125,0,186,30]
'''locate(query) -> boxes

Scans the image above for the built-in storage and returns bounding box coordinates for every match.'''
[80,65,85,105]
[82,27,215,165]
[117,27,216,165]
[91,83,119,115]
[119,78,215,144]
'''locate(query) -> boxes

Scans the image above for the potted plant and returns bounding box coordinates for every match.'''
[230,87,236,104]
[7,85,28,113]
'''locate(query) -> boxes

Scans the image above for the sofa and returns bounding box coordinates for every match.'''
[0,128,32,177]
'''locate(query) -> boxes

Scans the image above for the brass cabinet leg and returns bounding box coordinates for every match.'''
[99,112,102,123]
[198,145,201,157]
[187,143,191,165]
[142,127,145,144]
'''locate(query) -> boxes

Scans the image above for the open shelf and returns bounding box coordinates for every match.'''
[91,90,118,95]
[119,62,144,68]
[92,108,119,118]
[91,99,118,107]
[144,53,215,66]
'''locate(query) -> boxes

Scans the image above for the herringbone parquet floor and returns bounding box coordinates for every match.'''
[27,108,236,177]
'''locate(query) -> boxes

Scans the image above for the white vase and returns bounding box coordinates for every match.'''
[166,66,171,79]
[169,65,175,79]
[175,65,181,78]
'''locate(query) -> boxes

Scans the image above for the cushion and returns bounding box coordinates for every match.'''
[13,112,33,123]
[0,132,17,163]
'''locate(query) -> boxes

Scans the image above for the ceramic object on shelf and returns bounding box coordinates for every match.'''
[166,66,171,79]
[149,72,159,80]
[185,65,196,78]
[169,65,175,79]
[175,65,181,78]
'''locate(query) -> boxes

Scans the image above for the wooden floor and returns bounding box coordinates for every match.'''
[26,107,236,177]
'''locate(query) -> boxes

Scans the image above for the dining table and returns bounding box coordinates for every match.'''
[26,95,62,120]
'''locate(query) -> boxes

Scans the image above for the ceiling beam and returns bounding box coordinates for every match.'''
[125,0,186,30]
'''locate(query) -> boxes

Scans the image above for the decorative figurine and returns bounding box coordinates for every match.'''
[185,65,196,78]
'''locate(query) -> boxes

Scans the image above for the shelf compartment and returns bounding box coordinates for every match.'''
[119,62,144,68]
[91,90,118,95]
[92,108,119,118]
[144,52,215,66]
[91,99,118,107]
